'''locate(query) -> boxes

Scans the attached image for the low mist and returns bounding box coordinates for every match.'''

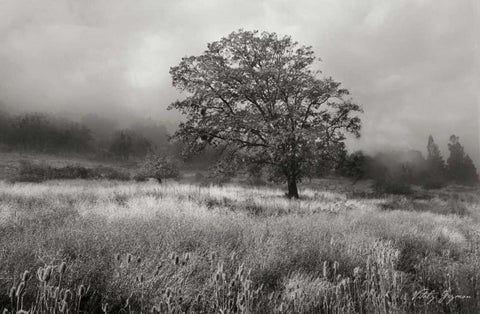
[0,0,478,168]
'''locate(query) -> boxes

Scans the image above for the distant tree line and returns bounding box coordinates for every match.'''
[0,112,178,160]
[1,110,477,189]
[0,112,91,153]
[336,135,479,189]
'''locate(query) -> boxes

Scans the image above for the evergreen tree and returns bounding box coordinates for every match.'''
[463,154,479,185]
[447,135,479,185]
[423,135,447,188]
[426,135,445,173]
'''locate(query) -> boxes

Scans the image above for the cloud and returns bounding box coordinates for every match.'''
[0,0,478,166]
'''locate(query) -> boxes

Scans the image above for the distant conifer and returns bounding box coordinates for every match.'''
[447,135,479,185]
[426,135,445,173]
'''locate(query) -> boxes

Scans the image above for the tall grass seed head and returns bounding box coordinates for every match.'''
[102,302,109,313]
[43,266,52,282]
[53,286,60,299]
[323,261,329,278]
[15,281,25,298]
[58,262,67,275]
[8,286,15,299]
[21,270,31,282]
[63,289,72,302]
[353,267,361,278]
[333,261,339,272]
[78,284,86,297]
[37,267,44,281]
[59,301,68,313]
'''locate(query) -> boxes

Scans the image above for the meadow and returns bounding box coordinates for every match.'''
[1,177,480,313]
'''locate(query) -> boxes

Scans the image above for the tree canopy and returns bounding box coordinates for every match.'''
[447,135,479,185]
[169,30,362,197]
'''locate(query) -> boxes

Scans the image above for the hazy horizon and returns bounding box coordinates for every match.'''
[1,0,478,166]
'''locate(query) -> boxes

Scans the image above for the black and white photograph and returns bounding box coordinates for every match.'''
[0,0,479,313]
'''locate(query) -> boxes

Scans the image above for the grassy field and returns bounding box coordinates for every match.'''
[1,178,480,313]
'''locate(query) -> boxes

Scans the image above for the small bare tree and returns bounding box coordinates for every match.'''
[138,154,179,183]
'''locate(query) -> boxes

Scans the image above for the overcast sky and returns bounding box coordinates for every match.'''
[0,0,478,166]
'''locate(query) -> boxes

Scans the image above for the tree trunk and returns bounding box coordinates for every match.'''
[287,176,299,199]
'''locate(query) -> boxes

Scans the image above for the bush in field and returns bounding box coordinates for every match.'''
[11,160,52,182]
[137,154,179,183]
[89,165,130,181]
[422,177,446,190]
[374,176,413,195]
[205,161,236,186]
[9,161,130,182]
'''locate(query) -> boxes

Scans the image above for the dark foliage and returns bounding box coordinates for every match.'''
[422,135,447,189]
[10,161,130,183]
[336,150,369,182]
[108,130,152,160]
[169,30,362,198]
[136,154,180,182]
[373,177,413,195]
[447,135,479,186]
[0,111,176,163]
[337,135,478,190]
[0,113,92,153]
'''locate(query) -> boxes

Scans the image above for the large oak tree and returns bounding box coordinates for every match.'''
[169,30,362,198]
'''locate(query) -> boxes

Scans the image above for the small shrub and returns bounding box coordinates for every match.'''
[422,177,447,190]
[133,173,148,182]
[9,161,130,182]
[10,161,52,182]
[443,198,468,216]
[379,197,413,211]
[89,166,130,181]
[194,172,205,182]
[138,154,179,183]
[246,175,267,187]
[374,178,413,195]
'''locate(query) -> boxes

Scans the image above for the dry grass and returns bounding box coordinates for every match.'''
[1,180,479,313]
